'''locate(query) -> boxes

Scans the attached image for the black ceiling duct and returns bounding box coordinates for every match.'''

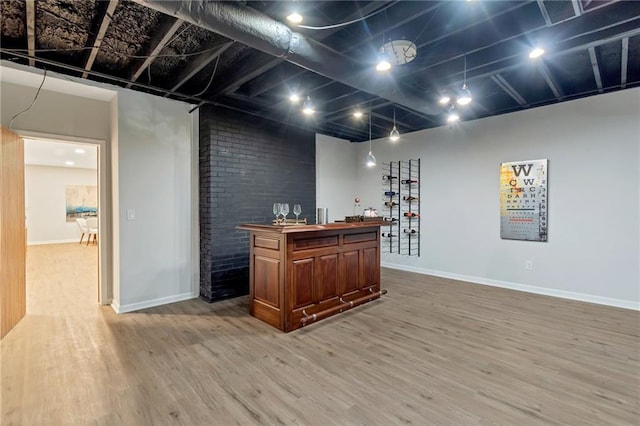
[133,0,441,115]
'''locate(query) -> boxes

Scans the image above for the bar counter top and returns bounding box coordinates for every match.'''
[236,221,385,234]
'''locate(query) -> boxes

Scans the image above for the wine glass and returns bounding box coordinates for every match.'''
[293,204,302,224]
[273,203,281,223]
[281,203,290,222]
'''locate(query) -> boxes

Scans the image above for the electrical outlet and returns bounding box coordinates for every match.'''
[525,260,533,271]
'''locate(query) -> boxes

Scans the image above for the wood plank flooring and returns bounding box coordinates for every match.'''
[1,243,638,425]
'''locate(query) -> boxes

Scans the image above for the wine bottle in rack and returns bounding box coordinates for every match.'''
[382,216,398,222]
[382,175,398,181]
[402,195,419,201]
[385,201,399,207]
[403,228,419,234]
[401,179,419,184]
[384,191,398,197]
[404,212,420,218]
[381,233,397,238]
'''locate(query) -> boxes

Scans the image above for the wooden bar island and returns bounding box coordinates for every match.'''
[237,222,385,332]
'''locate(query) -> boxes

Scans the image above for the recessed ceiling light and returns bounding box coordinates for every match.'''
[529,47,545,59]
[289,93,301,103]
[353,110,363,118]
[439,95,451,105]
[74,148,86,154]
[376,60,392,72]
[65,161,75,166]
[287,12,303,24]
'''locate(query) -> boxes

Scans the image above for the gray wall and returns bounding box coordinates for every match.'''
[317,88,640,309]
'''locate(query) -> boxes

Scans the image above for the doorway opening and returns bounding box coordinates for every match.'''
[23,137,105,309]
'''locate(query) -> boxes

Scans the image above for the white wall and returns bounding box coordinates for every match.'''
[25,165,97,244]
[115,89,194,309]
[0,82,111,141]
[316,134,360,221]
[318,88,640,309]
[1,62,198,313]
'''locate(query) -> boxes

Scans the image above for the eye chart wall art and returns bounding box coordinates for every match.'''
[500,159,547,242]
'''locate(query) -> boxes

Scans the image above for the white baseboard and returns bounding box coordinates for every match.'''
[28,239,79,246]
[381,262,639,311]
[111,291,198,314]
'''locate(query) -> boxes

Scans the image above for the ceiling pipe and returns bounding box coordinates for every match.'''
[132,0,441,115]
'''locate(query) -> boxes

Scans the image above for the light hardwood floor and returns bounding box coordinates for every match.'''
[1,243,638,425]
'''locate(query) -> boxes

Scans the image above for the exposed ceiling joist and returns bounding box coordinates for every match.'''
[571,0,584,17]
[208,53,280,98]
[126,17,184,88]
[536,0,553,27]
[133,0,442,116]
[538,62,564,100]
[25,0,35,67]
[2,0,637,142]
[164,41,233,97]
[491,74,528,106]
[82,0,119,79]
[454,17,640,90]
[588,46,603,93]
[621,37,629,89]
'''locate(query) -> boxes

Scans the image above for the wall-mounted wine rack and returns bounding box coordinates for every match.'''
[381,158,420,256]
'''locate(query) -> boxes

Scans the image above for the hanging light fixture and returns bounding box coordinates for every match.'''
[457,55,473,106]
[366,112,376,167]
[389,107,400,142]
[438,94,451,105]
[447,105,460,123]
[302,96,315,115]
[529,46,545,59]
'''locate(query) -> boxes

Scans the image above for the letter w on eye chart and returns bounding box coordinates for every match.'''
[500,159,547,242]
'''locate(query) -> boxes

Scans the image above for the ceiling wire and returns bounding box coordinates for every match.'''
[193,55,221,96]
[297,2,397,30]
[9,68,47,129]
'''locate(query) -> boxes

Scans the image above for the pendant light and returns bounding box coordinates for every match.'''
[389,107,400,142]
[302,96,315,115]
[457,55,472,106]
[447,104,460,123]
[366,113,376,167]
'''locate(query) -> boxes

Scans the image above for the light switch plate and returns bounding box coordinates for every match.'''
[127,209,136,221]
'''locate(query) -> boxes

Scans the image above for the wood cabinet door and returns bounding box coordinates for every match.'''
[316,254,338,303]
[361,246,379,289]
[341,250,360,294]
[291,258,314,308]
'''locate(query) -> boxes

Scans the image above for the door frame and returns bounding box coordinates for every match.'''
[17,129,110,305]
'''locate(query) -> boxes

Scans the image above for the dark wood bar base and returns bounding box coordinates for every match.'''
[237,222,385,332]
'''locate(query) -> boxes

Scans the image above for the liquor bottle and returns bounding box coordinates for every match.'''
[382,175,398,181]
[403,228,419,234]
[402,195,419,201]
[381,233,397,238]
[384,191,398,197]
[382,216,398,222]
[384,201,398,207]
[404,212,420,218]
[401,179,418,184]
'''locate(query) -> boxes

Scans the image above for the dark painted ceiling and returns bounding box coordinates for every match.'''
[1,0,639,141]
